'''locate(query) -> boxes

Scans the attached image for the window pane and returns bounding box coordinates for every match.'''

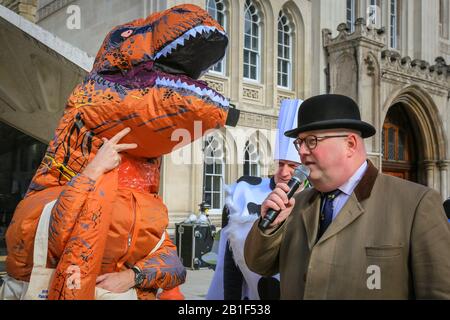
[212,60,222,72]
[398,131,405,161]
[244,161,249,176]
[245,34,252,48]
[205,175,211,191]
[388,128,395,160]
[251,163,258,176]
[251,66,257,79]
[218,14,224,26]
[244,64,249,78]
[207,0,217,17]
[213,194,220,209]
[245,18,251,34]
[250,53,256,65]
[215,162,222,174]
[244,51,249,63]
[213,177,221,191]
[204,193,212,207]
[252,24,258,36]
[252,36,258,49]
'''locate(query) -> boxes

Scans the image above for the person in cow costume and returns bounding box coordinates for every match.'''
[2,4,238,300]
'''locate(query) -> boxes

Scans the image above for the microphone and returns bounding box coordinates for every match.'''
[258,164,310,231]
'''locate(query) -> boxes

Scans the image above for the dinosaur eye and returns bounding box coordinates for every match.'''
[121,30,133,38]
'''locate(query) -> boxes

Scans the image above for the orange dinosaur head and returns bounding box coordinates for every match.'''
[93,4,228,79]
[27,4,238,194]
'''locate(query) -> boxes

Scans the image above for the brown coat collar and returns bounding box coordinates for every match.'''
[353,160,378,201]
[308,160,379,204]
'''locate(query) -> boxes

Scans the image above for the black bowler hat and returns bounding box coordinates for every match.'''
[284,94,376,138]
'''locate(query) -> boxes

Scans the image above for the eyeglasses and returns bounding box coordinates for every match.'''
[293,135,348,151]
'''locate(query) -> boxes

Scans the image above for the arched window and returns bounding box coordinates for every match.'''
[243,140,260,176]
[277,11,292,89]
[207,0,227,73]
[243,0,261,81]
[203,135,225,210]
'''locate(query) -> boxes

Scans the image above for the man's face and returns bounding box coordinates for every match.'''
[295,129,351,191]
[274,159,300,185]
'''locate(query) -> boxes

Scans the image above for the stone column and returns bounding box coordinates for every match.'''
[438,160,449,199]
[423,160,436,190]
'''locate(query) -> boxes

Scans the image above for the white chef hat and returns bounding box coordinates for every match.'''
[274,99,302,163]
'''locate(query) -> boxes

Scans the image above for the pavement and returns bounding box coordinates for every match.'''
[178,267,215,300]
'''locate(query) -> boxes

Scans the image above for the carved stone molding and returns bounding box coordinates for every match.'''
[364,54,376,76]
[438,160,450,170]
[422,160,438,168]
[243,87,259,100]
[276,91,296,109]
[238,110,277,130]
[323,18,385,51]
[381,51,449,96]
[242,83,264,104]
[205,79,225,95]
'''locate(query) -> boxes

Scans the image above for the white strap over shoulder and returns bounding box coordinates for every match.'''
[33,200,57,268]
[150,231,166,255]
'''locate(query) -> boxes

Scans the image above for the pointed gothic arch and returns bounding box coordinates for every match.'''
[382,85,448,195]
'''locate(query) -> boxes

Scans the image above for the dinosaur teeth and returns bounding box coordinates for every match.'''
[155,76,229,108]
[154,25,223,60]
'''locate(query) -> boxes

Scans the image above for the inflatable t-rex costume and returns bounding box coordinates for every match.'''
[5,4,237,299]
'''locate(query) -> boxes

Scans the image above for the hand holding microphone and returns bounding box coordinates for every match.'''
[258,164,310,231]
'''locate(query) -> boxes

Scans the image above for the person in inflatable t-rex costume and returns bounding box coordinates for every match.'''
[5,4,238,300]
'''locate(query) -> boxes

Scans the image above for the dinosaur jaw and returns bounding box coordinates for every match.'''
[153,25,228,80]
[154,73,229,108]
[96,25,229,108]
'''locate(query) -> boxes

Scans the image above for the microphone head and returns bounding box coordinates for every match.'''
[293,164,310,182]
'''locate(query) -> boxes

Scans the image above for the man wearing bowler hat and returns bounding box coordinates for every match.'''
[244,94,450,299]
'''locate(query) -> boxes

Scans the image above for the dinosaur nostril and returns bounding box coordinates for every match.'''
[121,30,133,38]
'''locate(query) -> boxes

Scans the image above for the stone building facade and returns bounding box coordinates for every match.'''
[1,0,450,230]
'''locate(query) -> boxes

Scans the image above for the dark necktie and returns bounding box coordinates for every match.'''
[318,189,341,240]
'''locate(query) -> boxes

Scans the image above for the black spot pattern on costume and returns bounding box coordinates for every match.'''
[247,202,261,216]
[237,176,262,185]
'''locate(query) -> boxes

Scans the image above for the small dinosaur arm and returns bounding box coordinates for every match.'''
[5,4,238,299]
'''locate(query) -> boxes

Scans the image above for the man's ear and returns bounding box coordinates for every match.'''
[346,134,358,155]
